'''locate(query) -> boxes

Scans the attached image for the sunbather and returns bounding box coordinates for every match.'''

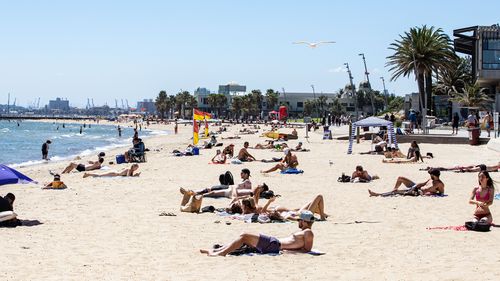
[199,168,252,198]
[263,195,328,221]
[222,144,234,158]
[254,141,274,149]
[292,142,310,152]
[211,149,227,164]
[469,171,495,224]
[43,174,67,189]
[238,142,256,162]
[61,158,104,174]
[261,149,298,173]
[420,162,499,173]
[383,147,405,159]
[200,210,315,256]
[351,166,379,182]
[83,164,140,178]
[382,150,422,163]
[368,169,444,197]
[0,193,21,227]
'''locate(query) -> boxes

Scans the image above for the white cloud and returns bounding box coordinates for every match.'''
[328,66,346,73]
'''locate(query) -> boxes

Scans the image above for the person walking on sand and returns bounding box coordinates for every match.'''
[200,210,315,256]
[42,140,51,160]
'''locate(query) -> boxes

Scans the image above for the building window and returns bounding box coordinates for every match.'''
[297,102,303,108]
[482,39,500,70]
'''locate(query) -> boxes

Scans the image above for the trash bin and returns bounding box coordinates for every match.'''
[469,128,480,145]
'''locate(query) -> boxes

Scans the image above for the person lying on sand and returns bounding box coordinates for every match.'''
[197,168,252,198]
[83,164,140,178]
[368,169,444,197]
[221,136,241,140]
[382,150,423,163]
[254,140,274,149]
[238,142,256,162]
[62,158,104,174]
[200,210,315,256]
[263,195,328,221]
[360,136,387,155]
[261,149,298,173]
[420,162,499,173]
[291,142,310,152]
[42,174,67,189]
[211,149,227,164]
[0,193,21,227]
[351,166,379,182]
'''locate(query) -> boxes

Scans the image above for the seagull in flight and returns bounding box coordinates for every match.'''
[293,41,336,48]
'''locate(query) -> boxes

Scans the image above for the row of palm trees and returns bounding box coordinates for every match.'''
[154,89,280,119]
[387,25,493,112]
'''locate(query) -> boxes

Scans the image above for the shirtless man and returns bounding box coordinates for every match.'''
[261,148,298,173]
[200,210,315,256]
[351,165,378,182]
[62,158,104,174]
[368,169,444,197]
[83,164,140,178]
[238,142,256,162]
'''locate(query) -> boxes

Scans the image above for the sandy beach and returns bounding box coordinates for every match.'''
[1,121,499,281]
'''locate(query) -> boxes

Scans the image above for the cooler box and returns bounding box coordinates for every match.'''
[192,147,200,155]
[116,154,126,164]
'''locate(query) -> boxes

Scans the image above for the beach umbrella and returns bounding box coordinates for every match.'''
[0,164,34,186]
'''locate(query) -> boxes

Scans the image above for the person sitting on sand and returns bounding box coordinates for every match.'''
[200,210,315,256]
[179,188,203,213]
[211,149,227,164]
[263,195,328,221]
[351,166,379,182]
[43,174,67,189]
[83,164,140,178]
[368,169,444,197]
[254,140,274,149]
[0,193,21,227]
[291,128,298,137]
[406,141,432,160]
[261,148,298,173]
[124,138,145,162]
[62,158,104,174]
[222,144,235,158]
[469,171,495,224]
[292,142,310,152]
[238,142,256,162]
[197,168,252,198]
[360,136,387,155]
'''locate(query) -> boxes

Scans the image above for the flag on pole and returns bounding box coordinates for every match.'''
[194,109,212,121]
[193,119,199,145]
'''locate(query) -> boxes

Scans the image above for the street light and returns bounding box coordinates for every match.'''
[344,63,358,119]
[311,85,317,118]
[380,77,388,110]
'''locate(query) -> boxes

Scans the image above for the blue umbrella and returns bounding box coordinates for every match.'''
[0,164,34,186]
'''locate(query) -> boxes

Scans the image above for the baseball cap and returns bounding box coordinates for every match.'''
[299,210,314,222]
[428,168,440,177]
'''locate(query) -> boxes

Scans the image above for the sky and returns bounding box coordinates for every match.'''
[1,0,499,108]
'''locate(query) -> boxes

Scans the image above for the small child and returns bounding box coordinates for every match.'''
[43,174,67,189]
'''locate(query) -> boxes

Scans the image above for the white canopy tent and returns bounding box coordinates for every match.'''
[347,117,398,154]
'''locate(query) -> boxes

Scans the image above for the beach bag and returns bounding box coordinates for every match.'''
[219,171,234,186]
[337,174,351,183]
[465,221,491,232]
[116,154,126,164]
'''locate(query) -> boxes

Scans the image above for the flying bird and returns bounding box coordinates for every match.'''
[293,41,336,48]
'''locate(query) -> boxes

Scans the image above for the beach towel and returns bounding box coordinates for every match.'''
[426,225,469,231]
[280,168,304,174]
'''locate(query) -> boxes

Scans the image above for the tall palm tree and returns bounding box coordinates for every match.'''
[215,94,227,118]
[387,25,455,115]
[450,83,493,110]
[250,89,263,115]
[265,89,278,111]
[317,95,328,116]
[434,56,472,96]
[155,90,168,120]
[231,96,243,119]
[207,94,218,113]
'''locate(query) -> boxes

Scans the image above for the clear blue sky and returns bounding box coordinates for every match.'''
[1,0,499,108]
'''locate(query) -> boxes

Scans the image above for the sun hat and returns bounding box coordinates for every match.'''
[299,210,314,222]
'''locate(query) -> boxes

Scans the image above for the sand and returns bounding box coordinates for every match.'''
[1,121,499,281]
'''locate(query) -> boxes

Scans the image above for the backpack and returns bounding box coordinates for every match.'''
[465,221,491,232]
[219,171,234,185]
[337,174,351,183]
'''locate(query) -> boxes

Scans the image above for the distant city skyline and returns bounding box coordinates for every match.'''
[1,1,499,107]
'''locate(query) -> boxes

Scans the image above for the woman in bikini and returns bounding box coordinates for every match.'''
[83,164,140,178]
[211,149,227,164]
[383,150,422,164]
[469,171,495,224]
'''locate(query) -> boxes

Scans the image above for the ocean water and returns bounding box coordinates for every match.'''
[0,120,167,167]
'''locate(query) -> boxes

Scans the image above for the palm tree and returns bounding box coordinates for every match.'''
[387,25,455,115]
[215,94,227,118]
[450,83,493,110]
[330,99,346,116]
[317,95,328,116]
[303,100,314,116]
[207,94,218,113]
[434,56,472,96]
[186,95,198,118]
[250,90,263,115]
[155,90,168,120]
[265,89,279,111]
[231,96,243,119]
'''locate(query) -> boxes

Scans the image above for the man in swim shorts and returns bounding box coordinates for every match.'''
[238,142,256,162]
[200,210,315,256]
[368,169,444,197]
[61,158,104,174]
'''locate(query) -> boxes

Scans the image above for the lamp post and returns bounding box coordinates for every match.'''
[311,85,317,118]
[380,77,388,110]
[344,63,358,120]
[359,53,375,115]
